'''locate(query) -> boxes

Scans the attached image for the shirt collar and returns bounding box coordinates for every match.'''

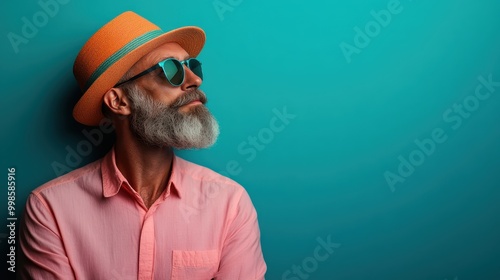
[101,147,182,199]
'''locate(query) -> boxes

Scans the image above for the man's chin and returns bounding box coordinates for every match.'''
[178,103,206,115]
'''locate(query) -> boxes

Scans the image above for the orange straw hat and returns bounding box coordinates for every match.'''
[72,11,205,126]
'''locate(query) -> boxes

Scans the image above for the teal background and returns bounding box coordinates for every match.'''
[1,0,499,279]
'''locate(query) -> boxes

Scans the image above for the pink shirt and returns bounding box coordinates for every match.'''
[19,148,266,279]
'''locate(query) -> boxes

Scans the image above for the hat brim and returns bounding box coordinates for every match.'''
[72,26,205,126]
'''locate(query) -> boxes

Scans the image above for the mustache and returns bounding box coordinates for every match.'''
[170,89,208,109]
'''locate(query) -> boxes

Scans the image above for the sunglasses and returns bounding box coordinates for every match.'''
[114,58,203,87]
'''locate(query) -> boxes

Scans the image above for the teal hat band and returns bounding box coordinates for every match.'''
[83,29,164,91]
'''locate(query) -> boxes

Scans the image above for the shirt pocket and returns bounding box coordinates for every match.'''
[171,249,219,280]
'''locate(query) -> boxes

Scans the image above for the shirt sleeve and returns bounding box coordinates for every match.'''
[18,193,76,280]
[214,188,267,280]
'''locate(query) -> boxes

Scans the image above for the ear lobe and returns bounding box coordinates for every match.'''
[103,88,132,117]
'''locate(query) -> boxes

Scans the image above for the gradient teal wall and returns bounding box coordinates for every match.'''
[1,0,500,279]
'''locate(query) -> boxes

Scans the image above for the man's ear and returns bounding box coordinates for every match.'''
[103,87,132,117]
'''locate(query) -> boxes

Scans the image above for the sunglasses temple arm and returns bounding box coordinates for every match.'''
[114,65,162,87]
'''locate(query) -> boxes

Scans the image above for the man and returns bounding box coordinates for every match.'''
[18,11,266,280]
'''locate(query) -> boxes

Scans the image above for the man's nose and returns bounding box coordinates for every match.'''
[181,65,202,90]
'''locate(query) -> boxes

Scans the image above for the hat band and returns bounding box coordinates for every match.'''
[84,29,164,91]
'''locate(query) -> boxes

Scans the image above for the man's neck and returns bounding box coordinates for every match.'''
[114,137,174,209]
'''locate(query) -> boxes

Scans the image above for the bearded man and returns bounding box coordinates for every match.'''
[18,11,266,280]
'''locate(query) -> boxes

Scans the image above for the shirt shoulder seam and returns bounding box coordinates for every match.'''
[33,160,101,195]
[28,193,63,238]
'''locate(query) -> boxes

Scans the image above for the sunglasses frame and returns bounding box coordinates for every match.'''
[114,57,202,87]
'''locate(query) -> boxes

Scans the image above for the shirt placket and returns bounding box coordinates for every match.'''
[138,211,155,280]
[122,182,169,280]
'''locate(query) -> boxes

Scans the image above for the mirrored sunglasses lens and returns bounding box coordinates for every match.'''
[189,59,203,80]
[163,59,184,85]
